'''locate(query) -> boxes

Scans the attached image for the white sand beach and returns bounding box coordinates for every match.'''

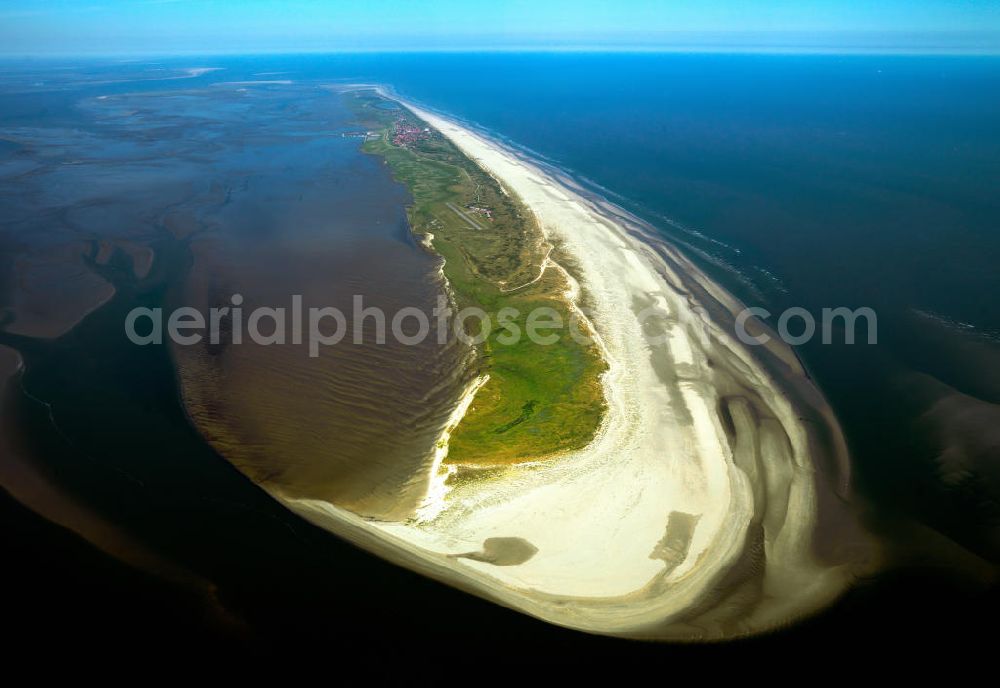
[283,95,872,639]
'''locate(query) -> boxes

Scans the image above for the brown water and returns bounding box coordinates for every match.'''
[164,85,470,519]
[0,75,471,520]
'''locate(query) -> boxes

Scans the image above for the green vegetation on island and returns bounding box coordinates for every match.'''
[348,91,606,467]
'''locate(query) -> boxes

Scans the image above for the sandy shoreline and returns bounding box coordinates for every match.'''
[281,93,873,639]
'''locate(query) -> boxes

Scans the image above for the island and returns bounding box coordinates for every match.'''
[275,88,872,640]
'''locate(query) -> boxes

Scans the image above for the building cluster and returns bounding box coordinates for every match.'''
[392,118,431,147]
[465,204,494,220]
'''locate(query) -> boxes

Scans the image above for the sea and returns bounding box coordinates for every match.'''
[0,52,998,655]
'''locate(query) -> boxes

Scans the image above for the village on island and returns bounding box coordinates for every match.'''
[345,114,495,224]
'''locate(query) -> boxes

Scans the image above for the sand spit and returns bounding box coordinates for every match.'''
[4,242,117,340]
[282,95,873,639]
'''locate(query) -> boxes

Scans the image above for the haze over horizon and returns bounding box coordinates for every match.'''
[1,0,999,56]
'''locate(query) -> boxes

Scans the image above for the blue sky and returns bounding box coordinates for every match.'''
[2,0,999,55]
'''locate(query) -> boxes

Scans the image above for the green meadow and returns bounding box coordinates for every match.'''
[349,92,606,466]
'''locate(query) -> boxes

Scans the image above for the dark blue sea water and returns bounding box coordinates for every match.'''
[2,52,999,650]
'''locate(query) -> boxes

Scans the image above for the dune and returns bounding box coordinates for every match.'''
[280,96,874,639]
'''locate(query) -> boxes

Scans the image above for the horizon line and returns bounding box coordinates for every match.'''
[3,45,1000,60]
